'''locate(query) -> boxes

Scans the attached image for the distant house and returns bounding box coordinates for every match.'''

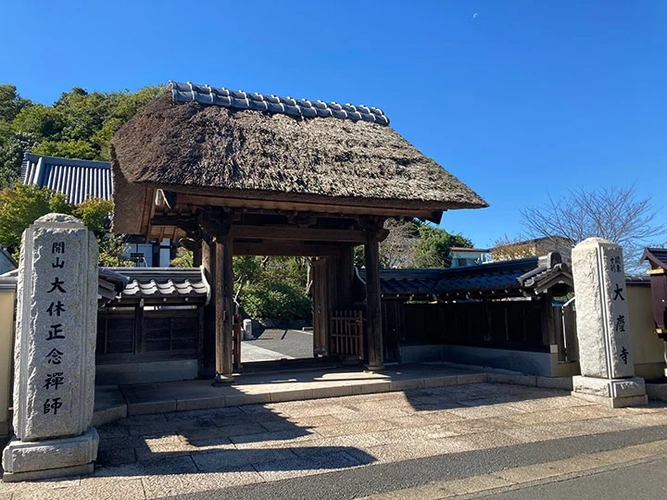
[449,247,490,267]
[0,245,17,275]
[491,236,575,262]
[21,152,170,267]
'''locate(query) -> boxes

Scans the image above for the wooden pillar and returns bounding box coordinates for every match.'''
[337,246,355,309]
[192,241,202,267]
[214,229,235,383]
[364,227,384,371]
[201,237,216,374]
[312,257,329,357]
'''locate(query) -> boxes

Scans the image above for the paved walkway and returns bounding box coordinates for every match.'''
[3,378,667,499]
[242,329,314,362]
[92,363,491,424]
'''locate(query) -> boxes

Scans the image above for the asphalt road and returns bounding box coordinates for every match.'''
[166,425,667,500]
[242,329,314,362]
[479,455,667,499]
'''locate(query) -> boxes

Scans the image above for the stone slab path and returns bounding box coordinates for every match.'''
[3,382,667,499]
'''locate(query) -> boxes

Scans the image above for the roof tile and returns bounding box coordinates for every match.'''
[170,81,390,126]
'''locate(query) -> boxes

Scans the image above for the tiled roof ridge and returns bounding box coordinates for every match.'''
[169,81,390,126]
[23,152,110,169]
[21,152,112,204]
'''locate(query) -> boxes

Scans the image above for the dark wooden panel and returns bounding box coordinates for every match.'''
[97,307,200,361]
[401,298,548,353]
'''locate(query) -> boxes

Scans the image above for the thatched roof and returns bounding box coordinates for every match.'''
[111,82,487,234]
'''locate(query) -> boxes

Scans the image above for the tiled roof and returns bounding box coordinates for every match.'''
[435,258,539,296]
[170,81,390,126]
[369,269,442,297]
[371,255,574,298]
[102,267,210,304]
[640,248,667,271]
[22,152,112,204]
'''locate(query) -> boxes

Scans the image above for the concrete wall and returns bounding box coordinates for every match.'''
[0,280,16,437]
[628,285,665,380]
[399,284,662,379]
[96,360,198,385]
[400,344,559,377]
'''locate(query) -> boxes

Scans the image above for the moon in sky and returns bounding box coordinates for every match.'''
[473,13,478,19]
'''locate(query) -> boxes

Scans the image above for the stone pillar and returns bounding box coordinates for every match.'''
[570,237,647,408]
[2,214,99,482]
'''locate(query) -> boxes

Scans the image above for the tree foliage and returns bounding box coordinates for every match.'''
[72,197,113,235]
[0,85,31,122]
[0,83,162,188]
[414,220,473,268]
[355,219,473,269]
[520,186,666,273]
[0,185,71,256]
[0,184,130,265]
[170,250,313,320]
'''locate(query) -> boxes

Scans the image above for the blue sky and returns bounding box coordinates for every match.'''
[2,0,666,248]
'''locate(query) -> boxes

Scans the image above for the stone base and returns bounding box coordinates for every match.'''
[212,373,235,386]
[2,427,98,482]
[2,463,94,483]
[571,376,648,408]
[365,364,385,372]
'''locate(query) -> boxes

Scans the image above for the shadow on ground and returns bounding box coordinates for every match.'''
[96,403,375,477]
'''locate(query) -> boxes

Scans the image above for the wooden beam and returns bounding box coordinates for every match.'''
[232,225,366,243]
[177,193,441,220]
[150,215,199,232]
[233,241,352,256]
[364,227,385,371]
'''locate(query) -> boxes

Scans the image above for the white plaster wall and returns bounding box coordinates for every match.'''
[0,289,15,436]
[628,285,666,379]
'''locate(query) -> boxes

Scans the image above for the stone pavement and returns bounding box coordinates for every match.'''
[3,381,667,499]
[92,363,491,423]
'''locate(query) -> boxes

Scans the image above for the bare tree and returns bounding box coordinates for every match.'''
[520,186,666,273]
[380,219,418,268]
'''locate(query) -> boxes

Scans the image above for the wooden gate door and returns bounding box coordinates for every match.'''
[329,310,364,359]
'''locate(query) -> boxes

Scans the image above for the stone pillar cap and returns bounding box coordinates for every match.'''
[35,214,83,225]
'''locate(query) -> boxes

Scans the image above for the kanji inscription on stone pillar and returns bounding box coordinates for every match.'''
[2,214,99,482]
[571,237,647,408]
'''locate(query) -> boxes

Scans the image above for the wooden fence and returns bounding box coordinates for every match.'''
[329,309,364,359]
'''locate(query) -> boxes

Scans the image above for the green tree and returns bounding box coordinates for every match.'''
[12,104,65,141]
[171,246,194,267]
[0,85,32,122]
[73,197,113,235]
[355,219,473,269]
[0,125,35,187]
[97,234,133,267]
[0,83,162,187]
[72,197,132,266]
[414,221,473,268]
[0,185,71,257]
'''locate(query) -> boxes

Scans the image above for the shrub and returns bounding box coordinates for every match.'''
[240,281,312,320]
